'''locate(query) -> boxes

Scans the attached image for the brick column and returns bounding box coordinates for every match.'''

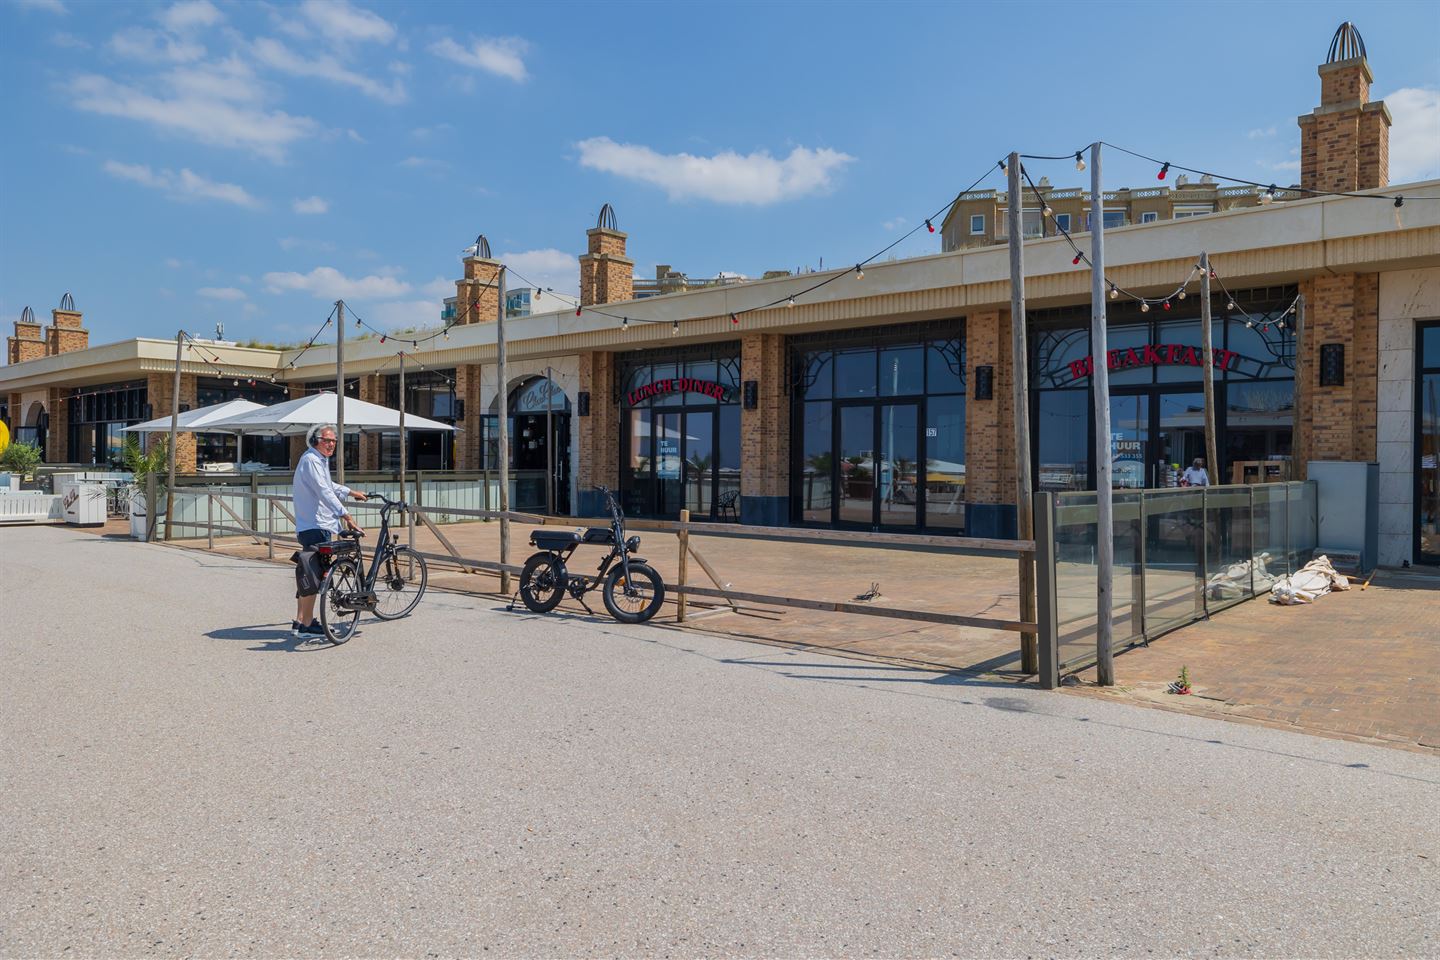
[287,384,307,467]
[740,333,789,525]
[575,351,617,515]
[44,387,69,463]
[454,364,483,470]
[144,373,199,471]
[963,309,1017,537]
[5,392,20,433]
[455,258,502,326]
[1298,274,1379,471]
[359,374,384,471]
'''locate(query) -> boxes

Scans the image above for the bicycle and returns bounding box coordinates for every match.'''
[515,485,666,624]
[315,492,429,644]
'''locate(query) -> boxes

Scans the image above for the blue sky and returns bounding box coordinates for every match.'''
[2,0,1438,348]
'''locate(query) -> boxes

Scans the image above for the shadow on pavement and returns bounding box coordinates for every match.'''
[204,623,338,652]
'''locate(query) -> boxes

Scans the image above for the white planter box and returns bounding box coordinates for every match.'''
[128,487,164,539]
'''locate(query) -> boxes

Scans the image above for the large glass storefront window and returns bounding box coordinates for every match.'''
[382,368,457,470]
[68,381,146,466]
[1030,288,1296,491]
[790,319,966,532]
[195,377,289,466]
[1419,323,1440,565]
[618,343,741,520]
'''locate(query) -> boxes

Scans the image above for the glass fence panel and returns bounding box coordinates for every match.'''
[1052,490,1142,669]
[1251,483,1290,579]
[1142,488,1205,637]
[1287,480,1317,571]
[1204,486,1255,611]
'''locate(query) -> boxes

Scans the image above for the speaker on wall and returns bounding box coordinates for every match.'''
[1319,343,1345,386]
[743,380,758,410]
[975,365,994,400]
[577,391,591,417]
[454,398,465,421]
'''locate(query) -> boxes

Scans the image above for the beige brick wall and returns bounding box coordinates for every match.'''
[455,258,502,325]
[579,227,634,305]
[144,373,199,471]
[454,364,483,470]
[45,387,69,463]
[359,374,383,470]
[1300,60,1388,194]
[1298,273,1379,470]
[739,333,789,499]
[964,310,1014,505]
[575,351,618,491]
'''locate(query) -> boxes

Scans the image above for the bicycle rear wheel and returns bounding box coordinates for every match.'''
[372,546,428,620]
[319,558,363,644]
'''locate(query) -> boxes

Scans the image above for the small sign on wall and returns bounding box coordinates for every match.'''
[1320,343,1345,386]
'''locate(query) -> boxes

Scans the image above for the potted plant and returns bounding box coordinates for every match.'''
[121,436,169,539]
[0,439,43,487]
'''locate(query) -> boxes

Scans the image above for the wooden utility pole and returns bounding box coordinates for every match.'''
[398,351,407,500]
[1089,143,1116,686]
[1200,252,1219,484]
[335,300,346,483]
[497,266,511,593]
[1006,152,1037,674]
[545,363,555,515]
[163,329,183,541]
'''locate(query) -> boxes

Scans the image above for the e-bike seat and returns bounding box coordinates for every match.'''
[581,527,615,545]
[530,529,582,551]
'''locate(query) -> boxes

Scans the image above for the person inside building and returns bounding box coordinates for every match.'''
[291,423,365,638]
[1181,457,1211,488]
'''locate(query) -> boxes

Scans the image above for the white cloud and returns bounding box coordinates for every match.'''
[421,276,456,298]
[883,217,907,231]
[164,257,185,268]
[1384,87,1440,183]
[108,26,205,62]
[103,160,261,208]
[411,123,453,139]
[1246,126,1277,139]
[575,137,855,205]
[292,195,329,214]
[70,65,317,161]
[363,299,445,330]
[262,266,411,300]
[298,0,396,44]
[499,248,578,298]
[1260,158,1301,172]
[278,236,337,253]
[198,286,247,300]
[50,31,89,48]
[250,36,406,104]
[398,155,449,172]
[429,36,529,82]
[159,0,222,32]
[13,0,67,13]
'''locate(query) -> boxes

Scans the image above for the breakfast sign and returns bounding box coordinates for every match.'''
[1065,344,1240,382]
[626,378,731,405]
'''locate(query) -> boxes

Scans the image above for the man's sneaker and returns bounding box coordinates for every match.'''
[290,619,306,638]
[302,620,327,638]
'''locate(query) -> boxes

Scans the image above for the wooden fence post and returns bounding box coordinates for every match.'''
[267,498,275,560]
[206,493,214,550]
[677,508,689,623]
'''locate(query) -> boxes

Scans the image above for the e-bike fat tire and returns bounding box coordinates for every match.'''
[519,553,567,613]
[319,558,363,644]
[372,546,428,620]
[602,562,665,624]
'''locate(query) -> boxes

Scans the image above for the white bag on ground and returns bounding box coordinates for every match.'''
[1270,555,1352,605]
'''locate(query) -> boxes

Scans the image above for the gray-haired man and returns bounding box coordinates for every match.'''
[291,424,366,637]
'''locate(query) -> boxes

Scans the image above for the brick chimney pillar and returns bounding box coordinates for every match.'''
[579,204,634,306]
[455,235,502,325]
[1298,23,1391,193]
[7,306,47,364]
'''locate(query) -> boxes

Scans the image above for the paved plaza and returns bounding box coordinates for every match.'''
[3,525,1438,958]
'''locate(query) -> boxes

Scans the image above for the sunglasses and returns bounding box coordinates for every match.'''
[317,436,337,444]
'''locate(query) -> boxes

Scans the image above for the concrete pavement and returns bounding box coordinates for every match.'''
[2,526,1437,957]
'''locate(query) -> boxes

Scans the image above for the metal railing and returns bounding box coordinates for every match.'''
[1033,481,1316,686]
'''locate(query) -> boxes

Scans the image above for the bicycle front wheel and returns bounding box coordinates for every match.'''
[602,562,665,624]
[372,546,428,620]
[319,558,363,644]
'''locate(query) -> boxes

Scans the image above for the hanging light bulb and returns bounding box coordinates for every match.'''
[925,219,935,233]
[1394,196,1404,208]
[1140,301,1151,312]
[1043,204,1053,218]
[672,319,679,334]
[730,313,739,326]
[854,264,864,280]
[1245,319,1254,329]
[534,288,541,299]
[443,327,449,340]
[1072,253,1083,266]
[1162,300,1172,311]
[1262,324,1270,332]
[1260,184,1276,204]
[997,158,1007,173]
[1289,304,1298,314]
[786,296,796,309]
[1157,162,1170,181]
[621,317,629,330]
[1075,151,1086,172]
[1227,301,1236,311]
[1178,290,1187,300]
[380,335,386,343]
[232,378,239,386]
[575,306,582,317]
[1109,284,1118,300]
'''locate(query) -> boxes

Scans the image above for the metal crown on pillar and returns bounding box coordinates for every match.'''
[59,292,75,311]
[1326,22,1366,62]
[21,305,35,323]
[468,234,492,259]
[597,203,617,231]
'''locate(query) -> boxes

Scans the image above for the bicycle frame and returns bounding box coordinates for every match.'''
[528,487,643,598]
[321,494,405,607]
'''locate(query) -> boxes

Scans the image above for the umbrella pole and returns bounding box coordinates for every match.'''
[165,329,183,541]
[498,266,511,593]
[399,352,406,507]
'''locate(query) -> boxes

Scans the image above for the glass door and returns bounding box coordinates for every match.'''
[683,410,715,518]
[1421,370,1440,564]
[1109,393,1148,489]
[655,411,683,517]
[838,406,874,525]
[1156,391,1207,487]
[878,402,920,529]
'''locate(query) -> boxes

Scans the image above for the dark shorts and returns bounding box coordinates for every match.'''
[294,528,331,598]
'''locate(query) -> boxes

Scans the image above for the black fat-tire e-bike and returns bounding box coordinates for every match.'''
[316,492,429,644]
[516,486,665,624]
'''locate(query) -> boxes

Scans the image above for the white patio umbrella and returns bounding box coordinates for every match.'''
[204,391,456,436]
[121,398,264,433]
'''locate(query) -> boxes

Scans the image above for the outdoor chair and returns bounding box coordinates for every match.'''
[717,489,740,522]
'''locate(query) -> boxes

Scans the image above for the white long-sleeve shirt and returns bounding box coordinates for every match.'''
[293,446,351,534]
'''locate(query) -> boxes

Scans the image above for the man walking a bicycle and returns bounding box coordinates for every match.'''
[291,423,366,638]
